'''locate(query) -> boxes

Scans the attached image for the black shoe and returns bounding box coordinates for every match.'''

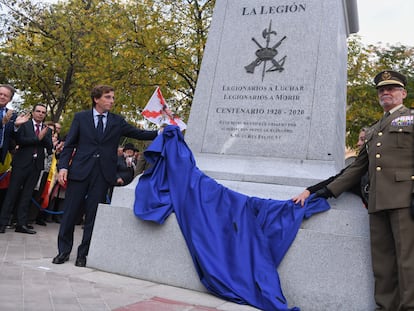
[0,225,5,233]
[15,225,36,234]
[26,224,34,229]
[35,219,47,226]
[52,253,70,264]
[75,257,87,267]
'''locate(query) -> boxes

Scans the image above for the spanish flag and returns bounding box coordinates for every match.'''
[40,154,58,209]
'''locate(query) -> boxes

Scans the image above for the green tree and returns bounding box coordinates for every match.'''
[113,0,215,123]
[0,0,124,125]
[0,0,214,132]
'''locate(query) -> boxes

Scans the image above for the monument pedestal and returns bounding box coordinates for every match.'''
[88,177,375,310]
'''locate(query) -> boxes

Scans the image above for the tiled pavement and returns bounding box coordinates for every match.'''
[0,222,260,311]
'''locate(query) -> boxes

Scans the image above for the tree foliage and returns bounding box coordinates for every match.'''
[0,0,214,134]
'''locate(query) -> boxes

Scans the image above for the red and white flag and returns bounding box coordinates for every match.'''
[141,86,187,131]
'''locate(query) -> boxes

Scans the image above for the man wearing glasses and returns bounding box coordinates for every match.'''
[313,70,414,310]
[0,104,53,234]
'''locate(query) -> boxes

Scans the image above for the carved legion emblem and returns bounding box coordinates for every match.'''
[245,20,287,81]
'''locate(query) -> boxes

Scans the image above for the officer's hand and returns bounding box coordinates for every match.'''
[292,189,311,207]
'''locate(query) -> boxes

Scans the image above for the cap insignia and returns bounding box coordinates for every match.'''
[381,71,392,81]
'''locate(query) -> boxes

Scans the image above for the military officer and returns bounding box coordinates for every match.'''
[314,70,414,311]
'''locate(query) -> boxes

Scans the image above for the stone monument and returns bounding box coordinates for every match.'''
[88,0,376,310]
[185,0,357,185]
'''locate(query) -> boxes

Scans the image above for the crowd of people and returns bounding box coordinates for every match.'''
[0,84,152,241]
[0,69,412,310]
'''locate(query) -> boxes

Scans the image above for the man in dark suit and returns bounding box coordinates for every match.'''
[314,70,414,310]
[52,85,159,267]
[0,104,53,234]
[0,85,18,165]
[0,84,18,215]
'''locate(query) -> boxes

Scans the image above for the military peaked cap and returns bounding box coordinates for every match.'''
[374,70,407,88]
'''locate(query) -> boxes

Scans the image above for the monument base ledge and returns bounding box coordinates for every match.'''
[192,152,339,187]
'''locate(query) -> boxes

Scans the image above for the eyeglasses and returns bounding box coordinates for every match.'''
[377,86,404,93]
[34,110,47,114]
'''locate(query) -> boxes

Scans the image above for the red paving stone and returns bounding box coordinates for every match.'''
[113,297,219,311]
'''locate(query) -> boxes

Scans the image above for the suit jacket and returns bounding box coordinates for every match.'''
[13,120,53,171]
[328,106,414,213]
[0,109,18,163]
[58,110,158,184]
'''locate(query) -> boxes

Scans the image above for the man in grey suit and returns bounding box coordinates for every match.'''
[314,70,414,310]
[52,85,159,267]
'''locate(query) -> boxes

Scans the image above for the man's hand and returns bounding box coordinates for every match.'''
[292,189,311,207]
[58,169,68,187]
[55,141,64,154]
[2,109,14,125]
[158,123,168,134]
[37,126,49,140]
[14,112,31,127]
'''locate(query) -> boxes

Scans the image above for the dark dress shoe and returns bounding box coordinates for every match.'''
[15,225,36,234]
[26,224,34,229]
[36,219,47,226]
[75,257,87,267]
[52,253,70,264]
[0,225,5,233]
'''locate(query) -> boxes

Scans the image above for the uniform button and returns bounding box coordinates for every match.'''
[376,167,381,171]
[399,128,403,132]
[376,154,381,159]
[378,132,383,136]
[377,142,381,147]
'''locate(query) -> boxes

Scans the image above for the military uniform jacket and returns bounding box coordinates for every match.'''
[327,106,414,213]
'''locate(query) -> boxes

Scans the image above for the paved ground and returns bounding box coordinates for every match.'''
[0,222,260,311]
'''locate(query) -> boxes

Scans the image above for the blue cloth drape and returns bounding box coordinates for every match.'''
[134,126,330,311]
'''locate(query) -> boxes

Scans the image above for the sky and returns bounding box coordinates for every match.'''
[356,0,414,46]
[32,0,413,47]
